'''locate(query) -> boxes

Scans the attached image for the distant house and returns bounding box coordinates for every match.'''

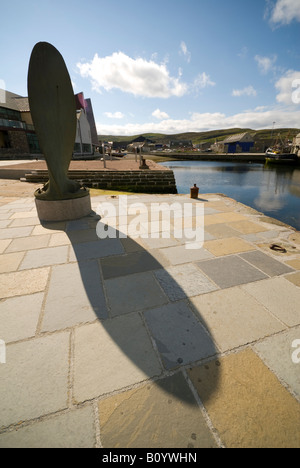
[211,132,255,154]
[170,140,193,149]
[292,133,300,158]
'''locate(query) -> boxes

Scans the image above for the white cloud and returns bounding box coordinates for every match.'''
[193,72,216,91]
[255,54,277,74]
[96,107,300,136]
[268,0,300,25]
[275,69,300,104]
[179,41,191,63]
[104,111,125,119]
[232,86,257,97]
[77,52,188,98]
[152,109,170,120]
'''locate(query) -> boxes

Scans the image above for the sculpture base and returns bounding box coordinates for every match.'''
[35,194,92,222]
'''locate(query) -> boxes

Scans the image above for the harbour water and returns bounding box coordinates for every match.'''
[161,160,300,231]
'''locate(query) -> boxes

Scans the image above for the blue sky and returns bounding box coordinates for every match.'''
[1,0,300,135]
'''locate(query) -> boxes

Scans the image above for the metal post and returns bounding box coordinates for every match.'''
[103,143,106,168]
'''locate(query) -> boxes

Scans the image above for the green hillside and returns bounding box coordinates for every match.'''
[99,128,299,151]
[98,128,300,152]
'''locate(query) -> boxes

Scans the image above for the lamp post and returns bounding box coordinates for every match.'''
[102,143,106,168]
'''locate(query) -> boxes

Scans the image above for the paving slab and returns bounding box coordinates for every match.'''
[42,260,107,332]
[19,245,69,270]
[204,223,242,239]
[0,251,25,273]
[187,349,300,448]
[254,328,300,398]
[242,277,300,326]
[0,267,50,299]
[73,316,162,402]
[48,232,70,247]
[98,373,217,448]
[31,224,64,236]
[196,255,268,289]
[139,234,179,250]
[155,263,218,301]
[227,220,269,234]
[67,228,99,244]
[285,271,300,287]
[0,226,33,240]
[104,271,168,317]
[204,237,255,256]
[9,211,37,219]
[120,236,148,253]
[0,406,96,448]
[239,250,294,276]
[190,287,285,352]
[158,244,213,265]
[0,332,70,428]
[0,238,11,253]
[204,212,248,226]
[9,217,40,227]
[69,238,124,262]
[285,258,300,270]
[0,213,12,220]
[0,293,43,342]
[100,250,161,280]
[0,220,12,229]
[5,234,50,253]
[144,301,218,369]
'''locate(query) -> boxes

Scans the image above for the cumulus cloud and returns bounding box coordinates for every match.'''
[152,109,170,120]
[255,54,277,74]
[179,41,191,63]
[232,86,257,97]
[275,69,300,104]
[104,111,125,119]
[193,72,216,91]
[267,0,300,25]
[77,52,188,98]
[96,107,300,136]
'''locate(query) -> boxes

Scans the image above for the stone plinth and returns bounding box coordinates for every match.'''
[35,194,92,222]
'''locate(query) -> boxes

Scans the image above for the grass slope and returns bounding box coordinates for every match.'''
[99,128,300,150]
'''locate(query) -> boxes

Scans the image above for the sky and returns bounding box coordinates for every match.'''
[1,0,300,136]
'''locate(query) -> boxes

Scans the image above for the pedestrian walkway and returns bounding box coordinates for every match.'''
[0,189,300,448]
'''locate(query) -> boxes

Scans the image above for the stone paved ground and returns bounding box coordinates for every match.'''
[0,188,300,448]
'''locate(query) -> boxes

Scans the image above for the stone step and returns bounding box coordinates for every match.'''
[22,169,177,194]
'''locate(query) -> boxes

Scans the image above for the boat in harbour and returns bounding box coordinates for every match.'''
[265,133,299,165]
[265,152,299,165]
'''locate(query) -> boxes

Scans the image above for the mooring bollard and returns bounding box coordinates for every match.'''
[190,184,199,199]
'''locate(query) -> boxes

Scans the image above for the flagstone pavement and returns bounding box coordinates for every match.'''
[0,189,300,448]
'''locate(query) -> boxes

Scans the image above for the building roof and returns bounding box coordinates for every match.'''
[0,89,30,112]
[13,97,30,112]
[222,132,253,144]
